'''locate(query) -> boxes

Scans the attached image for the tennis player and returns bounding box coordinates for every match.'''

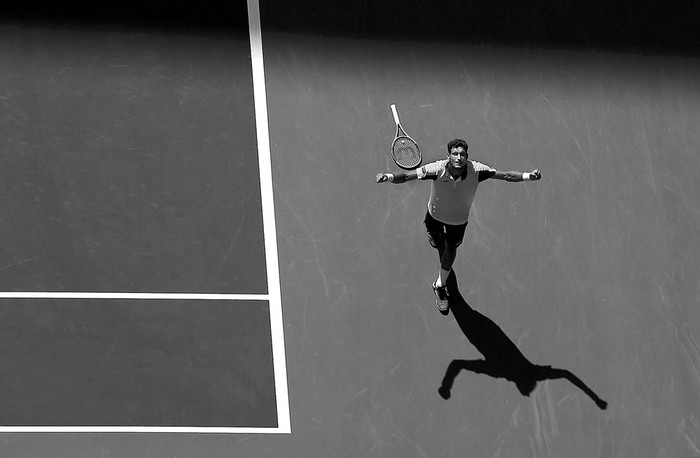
[376,138,541,314]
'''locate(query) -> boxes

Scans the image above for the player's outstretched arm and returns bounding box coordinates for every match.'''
[491,168,541,182]
[376,170,419,184]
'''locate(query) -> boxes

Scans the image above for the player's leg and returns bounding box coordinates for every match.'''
[424,212,450,314]
[432,224,465,315]
[423,211,445,255]
[437,221,467,287]
[439,244,457,284]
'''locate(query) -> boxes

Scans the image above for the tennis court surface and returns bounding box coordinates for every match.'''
[2,0,700,456]
[0,2,289,433]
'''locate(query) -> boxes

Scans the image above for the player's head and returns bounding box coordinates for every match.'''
[447,138,468,171]
[447,138,468,157]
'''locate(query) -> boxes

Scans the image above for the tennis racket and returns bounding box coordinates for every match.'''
[390,104,422,170]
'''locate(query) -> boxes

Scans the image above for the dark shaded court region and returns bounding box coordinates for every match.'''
[0,26,266,294]
[0,299,277,427]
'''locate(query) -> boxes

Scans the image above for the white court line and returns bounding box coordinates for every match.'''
[248,0,291,435]
[0,0,290,435]
[0,427,283,434]
[0,292,269,301]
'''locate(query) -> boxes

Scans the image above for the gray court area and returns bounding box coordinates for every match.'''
[0,299,277,427]
[0,27,266,294]
[0,26,277,429]
[3,26,700,458]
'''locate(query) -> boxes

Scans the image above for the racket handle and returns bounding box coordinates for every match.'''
[390,104,401,124]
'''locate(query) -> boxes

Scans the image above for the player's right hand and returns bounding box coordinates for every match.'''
[376,173,389,183]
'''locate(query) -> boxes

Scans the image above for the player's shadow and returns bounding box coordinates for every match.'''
[438,270,607,410]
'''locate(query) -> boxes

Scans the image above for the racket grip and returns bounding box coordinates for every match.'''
[390,104,400,124]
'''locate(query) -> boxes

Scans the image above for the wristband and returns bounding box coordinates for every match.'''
[522,172,531,181]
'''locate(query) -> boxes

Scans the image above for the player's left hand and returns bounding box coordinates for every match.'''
[530,169,541,181]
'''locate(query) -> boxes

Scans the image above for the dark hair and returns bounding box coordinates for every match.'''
[447,138,469,154]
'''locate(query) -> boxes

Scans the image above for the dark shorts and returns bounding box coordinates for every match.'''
[423,211,468,248]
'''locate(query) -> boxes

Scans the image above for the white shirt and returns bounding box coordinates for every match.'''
[416,159,495,225]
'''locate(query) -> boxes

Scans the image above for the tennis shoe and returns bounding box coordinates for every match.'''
[432,281,449,315]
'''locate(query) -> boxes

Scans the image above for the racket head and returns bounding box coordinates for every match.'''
[391,134,422,170]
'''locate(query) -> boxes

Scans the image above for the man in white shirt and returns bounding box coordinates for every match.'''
[376,138,541,315]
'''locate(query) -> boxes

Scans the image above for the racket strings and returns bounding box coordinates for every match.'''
[392,137,421,169]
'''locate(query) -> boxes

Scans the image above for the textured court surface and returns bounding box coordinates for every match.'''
[252,35,700,457]
[0,25,278,430]
[0,27,266,294]
[0,299,276,427]
[2,18,700,458]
